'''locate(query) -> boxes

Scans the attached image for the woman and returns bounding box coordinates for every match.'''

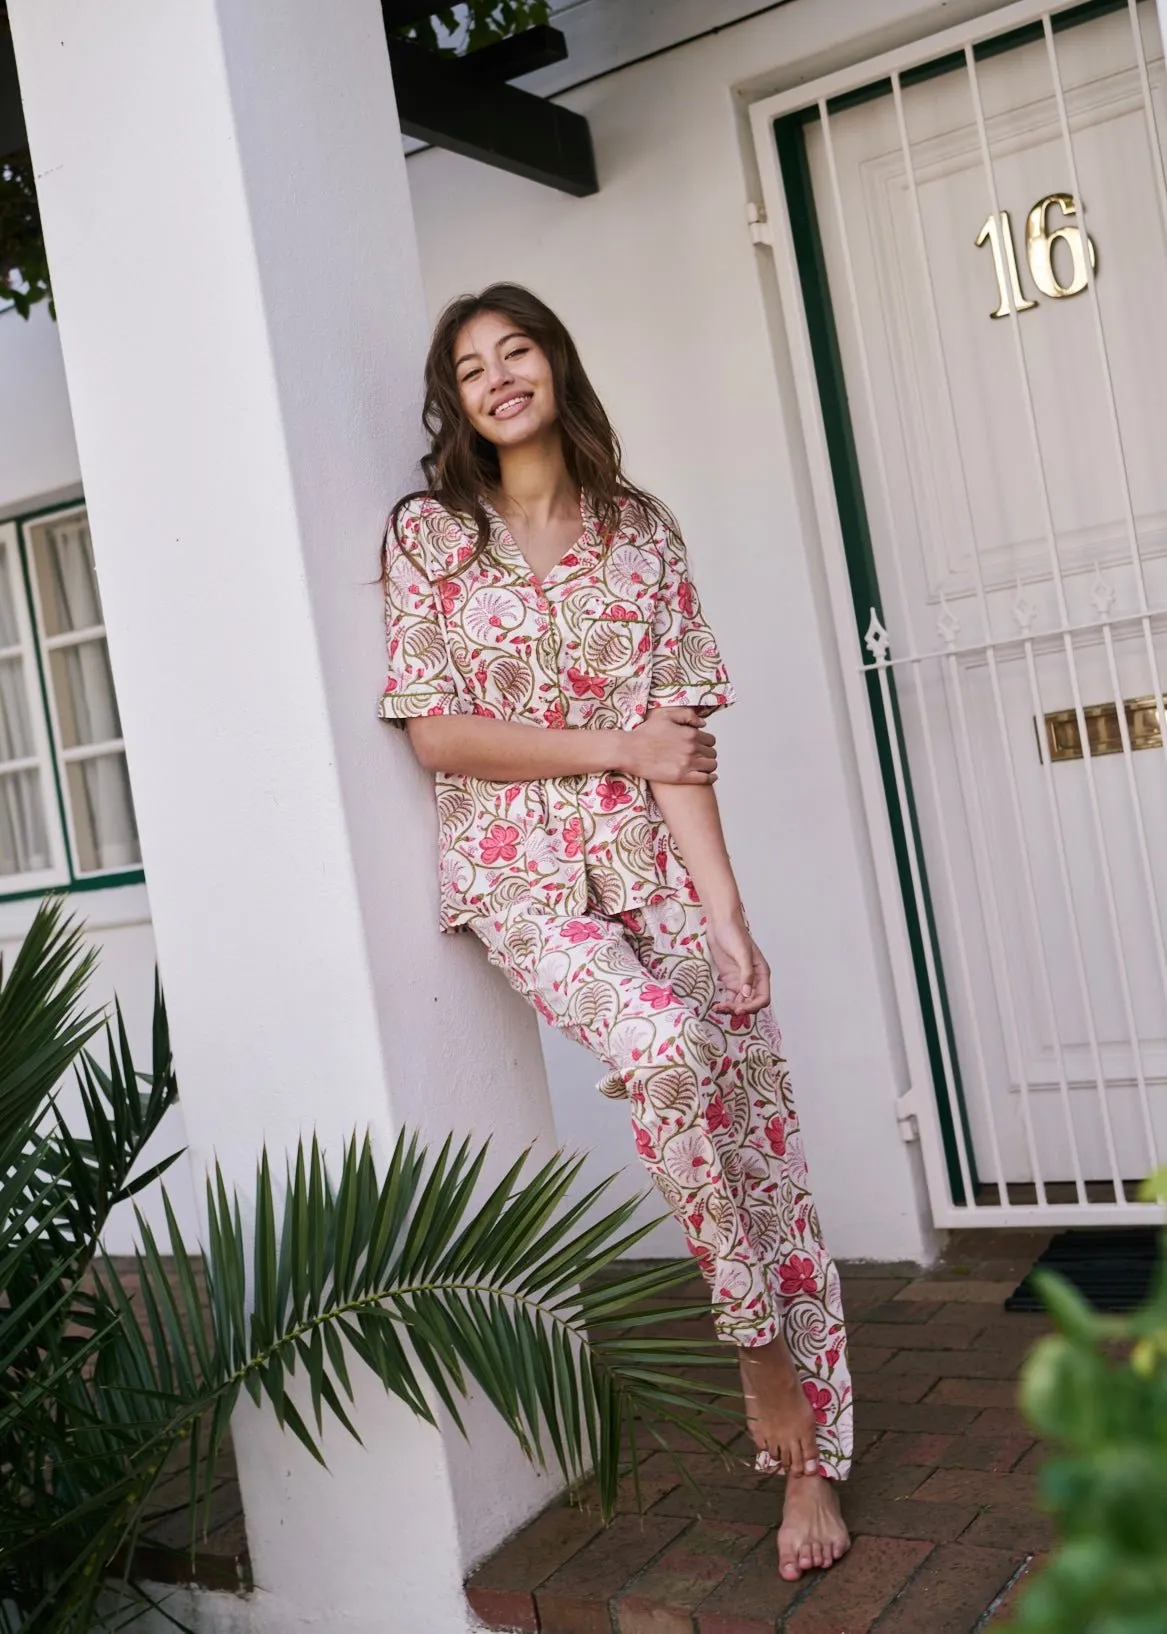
[379,284,852,1581]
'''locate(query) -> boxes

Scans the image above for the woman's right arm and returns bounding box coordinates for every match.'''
[407,708,718,783]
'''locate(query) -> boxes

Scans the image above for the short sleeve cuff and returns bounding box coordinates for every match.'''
[378,689,464,727]
[648,683,736,714]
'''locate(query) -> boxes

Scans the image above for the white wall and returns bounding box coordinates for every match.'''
[0,302,80,510]
[0,308,196,1253]
[405,0,1017,1265]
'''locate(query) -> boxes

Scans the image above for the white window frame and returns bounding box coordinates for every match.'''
[0,519,72,893]
[0,502,143,898]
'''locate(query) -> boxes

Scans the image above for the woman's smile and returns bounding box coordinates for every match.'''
[490,391,533,419]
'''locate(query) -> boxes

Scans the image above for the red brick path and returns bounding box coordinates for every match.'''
[465,1231,1056,1634]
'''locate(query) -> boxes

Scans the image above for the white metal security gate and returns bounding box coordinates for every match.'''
[752,0,1167,1226]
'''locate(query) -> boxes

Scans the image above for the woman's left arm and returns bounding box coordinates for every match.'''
[648,779,771,1017]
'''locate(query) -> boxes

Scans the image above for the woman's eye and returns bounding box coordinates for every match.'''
[505,347,529,361]
[459,368,481,383]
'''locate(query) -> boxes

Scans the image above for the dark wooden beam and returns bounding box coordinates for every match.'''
[454,24,568,84]
[380,0,449,28]
[387,35,597,197]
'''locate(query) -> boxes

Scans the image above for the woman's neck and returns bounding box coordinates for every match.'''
[494,432,579,527]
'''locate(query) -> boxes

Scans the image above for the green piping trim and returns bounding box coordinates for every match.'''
[774,113,977,1206]
[13,512,77,879]
[1,493,87,528]
[0,871,147,906]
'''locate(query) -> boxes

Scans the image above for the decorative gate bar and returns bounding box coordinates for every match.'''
[753,0,1167,1225]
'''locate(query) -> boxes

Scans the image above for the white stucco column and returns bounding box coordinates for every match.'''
[8,2,558,1627]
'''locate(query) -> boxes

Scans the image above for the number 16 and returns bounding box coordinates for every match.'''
[975,194,1097,318]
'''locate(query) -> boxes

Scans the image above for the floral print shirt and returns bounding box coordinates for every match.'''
[379,494,735,931]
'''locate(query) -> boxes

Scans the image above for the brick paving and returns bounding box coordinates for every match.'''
[116,1230,1060,1624]
[465,1230,1059,1634]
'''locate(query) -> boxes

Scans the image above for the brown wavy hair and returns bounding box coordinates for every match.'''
[382,283,677,580]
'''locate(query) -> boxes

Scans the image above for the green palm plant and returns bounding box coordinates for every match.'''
[1,901,730,1632]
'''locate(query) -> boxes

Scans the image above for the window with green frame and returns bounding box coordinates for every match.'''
[0,502,142,897]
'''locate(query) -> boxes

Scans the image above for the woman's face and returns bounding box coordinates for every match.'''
[453,310,558,448]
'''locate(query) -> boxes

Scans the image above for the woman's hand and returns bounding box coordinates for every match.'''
[620,708,718,784]
[707,909,771,1017]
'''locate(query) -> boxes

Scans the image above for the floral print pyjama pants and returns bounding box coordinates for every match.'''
[468,887,853,1481]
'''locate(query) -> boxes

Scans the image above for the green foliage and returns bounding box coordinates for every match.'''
[0,146,52,318]
[1,901,730,1632]
[1002,1171,1167,1634]
[394,0,551,56]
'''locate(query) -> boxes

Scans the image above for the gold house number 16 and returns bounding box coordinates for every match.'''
[975,192,1097,318]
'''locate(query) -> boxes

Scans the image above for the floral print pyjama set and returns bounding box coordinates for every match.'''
[380,495,852,1479]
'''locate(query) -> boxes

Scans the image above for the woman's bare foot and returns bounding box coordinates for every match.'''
[738,1336,820,1477]
[778,1474,850,1580]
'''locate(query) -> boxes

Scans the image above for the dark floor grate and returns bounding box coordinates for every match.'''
[1005,1227,1161,1313]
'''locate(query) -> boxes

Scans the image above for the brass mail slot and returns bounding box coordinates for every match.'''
[1041,696,1166,763]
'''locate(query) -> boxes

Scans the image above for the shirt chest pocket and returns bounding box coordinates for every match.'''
[578,614,652,683]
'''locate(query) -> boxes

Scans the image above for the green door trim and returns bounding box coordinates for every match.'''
[767,0,1147,1205]
[772,113,978,1205]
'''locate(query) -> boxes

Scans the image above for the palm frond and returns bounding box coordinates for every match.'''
[108,1130,730,1526]
[0,898,104,1159]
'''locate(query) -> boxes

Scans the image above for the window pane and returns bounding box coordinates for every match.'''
[0,656,36,762]
[0,539,21,648]
[49,640,122,748]
[0,768,52,876]
[66,754,140,873]
[31,514,103,636]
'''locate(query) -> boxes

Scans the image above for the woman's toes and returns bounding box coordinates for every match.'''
[798,1543,815,1574]
[832,1534,850,1561]
[777,1540,801,1582]
[802,1455,819,1476]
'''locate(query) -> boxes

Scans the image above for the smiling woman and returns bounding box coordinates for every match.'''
[377,283,854,1582]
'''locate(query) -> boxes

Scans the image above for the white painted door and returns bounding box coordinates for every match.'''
[760,0,1167,1222]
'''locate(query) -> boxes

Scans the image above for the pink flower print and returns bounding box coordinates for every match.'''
[803,1381,832,1424]
[559,552,579,569]
[688,1242,716,1279]
[533,994,556,1025]
[779,1254,818,1299]
[642,984,674,1011]
[637,631,652,656]
[383,677,399,694]
[480,822,521,865]
[655,845,669,874]
[544,702,566,730]
[824,1347,840,1370]
[563,815,583,859]
[562,920,604,945]
[633,1125,657,1161]
[663,1128,714,1186]
[764,1116,786,1158]
[504,784,522,803]
[567,667,606,699]
[686,1208,705,1236]
[726,1012,753,1033]
[596,776,632,813]
[677,578,697,618]
[603,603,639,621]
[706,1092,731,1134]
[437,578,462,617]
